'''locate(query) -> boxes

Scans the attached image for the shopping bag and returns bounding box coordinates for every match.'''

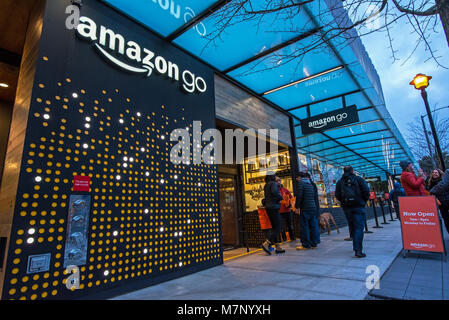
[257,207,272,230]
[281,194,290,207]
[290,196,296,211]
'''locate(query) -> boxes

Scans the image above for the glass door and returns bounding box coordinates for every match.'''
[219,174,239,248]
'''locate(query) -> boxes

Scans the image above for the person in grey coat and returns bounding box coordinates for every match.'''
[295,172,320,250]
[430,169,449,233]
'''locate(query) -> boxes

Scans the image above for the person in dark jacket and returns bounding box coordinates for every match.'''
[262,173,285,255]
[306,173,321,244]
[389,182,405,219]
[430,169,449,233]
[427,169,444,191]
[335,166,370,258]
[295,172,320,250]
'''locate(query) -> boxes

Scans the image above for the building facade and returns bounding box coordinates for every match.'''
[0,0,414,299]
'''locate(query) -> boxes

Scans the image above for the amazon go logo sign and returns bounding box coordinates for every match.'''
[300,105,359,135]
[308,112,348,130]
[74,16,207,94]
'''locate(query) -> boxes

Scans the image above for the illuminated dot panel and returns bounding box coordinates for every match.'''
[2,55,222,300]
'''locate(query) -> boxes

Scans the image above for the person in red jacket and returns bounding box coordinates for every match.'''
[400,161,427,196]
[276,177,295,242]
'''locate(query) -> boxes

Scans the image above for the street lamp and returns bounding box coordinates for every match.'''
[410,74,446,171]
[420,105,449,168]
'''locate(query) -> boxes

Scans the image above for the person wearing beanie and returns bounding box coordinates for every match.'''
[400,161,427,196]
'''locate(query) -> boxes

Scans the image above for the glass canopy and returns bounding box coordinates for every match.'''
[101,0,416,179]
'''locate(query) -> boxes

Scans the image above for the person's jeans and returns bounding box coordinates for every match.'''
[343,209,354,238]
[393,202,400,220]
[299,211,319,248]
[439,201,449,234]
[343,207,366,252]
[266,208,282,244]
[280,211,295,241]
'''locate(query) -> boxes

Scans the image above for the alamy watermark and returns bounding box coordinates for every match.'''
[365,265,381,290]
[65,265,80,290]
[170,121,279,169]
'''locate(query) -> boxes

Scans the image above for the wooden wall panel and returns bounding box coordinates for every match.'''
[214,75,293,147]
[0,101,13,183]
[0,0,45,297]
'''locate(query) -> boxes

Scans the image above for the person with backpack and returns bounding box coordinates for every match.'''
[389,182,405,219]
[335,166,370,258]
[295,172,320,250]
[261,173,286,255]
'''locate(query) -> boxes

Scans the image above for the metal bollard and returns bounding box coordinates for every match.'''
[387,199,396,221]
[380,199,390,225]
[364,216,373,234]
[371,199,383,228]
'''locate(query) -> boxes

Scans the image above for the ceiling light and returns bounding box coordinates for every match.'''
[263,65,344,95]
[0,83,9,88]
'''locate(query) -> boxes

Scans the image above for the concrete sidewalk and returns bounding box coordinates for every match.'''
[113,220,403,300]
[369,228,449,300]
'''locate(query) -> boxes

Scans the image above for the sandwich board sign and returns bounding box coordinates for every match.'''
[398,196,447,258]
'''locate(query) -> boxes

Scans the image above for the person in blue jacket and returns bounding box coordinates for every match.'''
[389,182,405,219]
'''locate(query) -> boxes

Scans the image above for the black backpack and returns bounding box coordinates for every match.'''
[341,176,361,207]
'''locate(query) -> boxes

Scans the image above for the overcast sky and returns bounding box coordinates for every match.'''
[359,15,449,160]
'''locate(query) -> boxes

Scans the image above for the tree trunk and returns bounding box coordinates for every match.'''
[437,0,449,47]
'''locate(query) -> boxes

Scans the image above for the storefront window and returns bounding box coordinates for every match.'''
[310,159,327,208]
[298,153,308,172]
[323,164,342,207]
[243,149,293,212]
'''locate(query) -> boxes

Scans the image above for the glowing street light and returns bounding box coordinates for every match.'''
[409,74,432,90]
[410,74,445,171]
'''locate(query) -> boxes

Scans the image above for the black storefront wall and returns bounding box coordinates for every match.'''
[2,0,222,300]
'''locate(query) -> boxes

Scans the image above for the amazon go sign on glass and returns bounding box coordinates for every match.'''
[75,16,207,94]
[300,105,359,135]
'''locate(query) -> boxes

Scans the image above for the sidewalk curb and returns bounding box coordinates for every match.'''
[367,249,405,300]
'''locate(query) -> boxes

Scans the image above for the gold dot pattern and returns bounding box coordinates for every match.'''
[2,56,221,300]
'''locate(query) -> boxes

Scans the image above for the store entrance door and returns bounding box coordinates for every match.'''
[218,174,240,248]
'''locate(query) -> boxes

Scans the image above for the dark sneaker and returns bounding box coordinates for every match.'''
[275,244,285,254]
[344,237,353,241]
[311,246,317,249]
[355,251,366,258]
[261,241,272,255]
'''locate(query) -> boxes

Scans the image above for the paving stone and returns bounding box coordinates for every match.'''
[405,285,443,300]
[378,279,409,291]
[111,223,405,300]
[370,288,405,300]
